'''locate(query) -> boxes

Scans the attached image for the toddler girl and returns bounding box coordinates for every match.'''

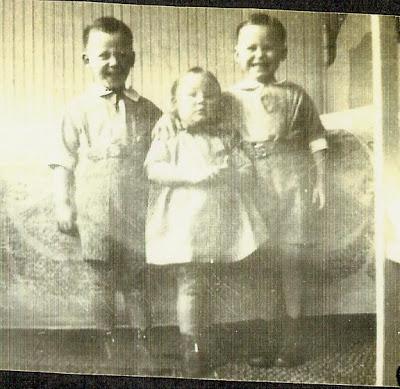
[145,67,266,377]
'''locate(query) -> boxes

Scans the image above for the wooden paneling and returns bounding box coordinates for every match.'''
[0,1,329,161]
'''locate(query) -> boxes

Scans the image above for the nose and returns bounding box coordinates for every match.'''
[108,54,118,67]
[254,47,265,59]
[194,93,205,104]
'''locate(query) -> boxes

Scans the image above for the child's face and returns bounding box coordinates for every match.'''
[235,24,287,84]
[175,73,221,128]
[83,30,135,90]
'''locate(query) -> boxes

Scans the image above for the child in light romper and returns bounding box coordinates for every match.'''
[145,67,266,377]
[50,17,161,361]
[223,13,327,367]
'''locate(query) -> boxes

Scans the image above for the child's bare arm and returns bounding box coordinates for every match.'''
[311,149,326,210]
[53,166,76,233]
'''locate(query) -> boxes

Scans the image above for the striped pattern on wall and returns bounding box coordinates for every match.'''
[0,0,326,161]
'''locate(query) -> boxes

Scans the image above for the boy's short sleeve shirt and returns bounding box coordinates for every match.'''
[223,79,327,152]
[50,85,161,261]
[51,84,162,170]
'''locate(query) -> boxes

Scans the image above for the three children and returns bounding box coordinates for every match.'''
[52,12,326,375]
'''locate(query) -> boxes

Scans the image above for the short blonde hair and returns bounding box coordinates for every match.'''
[83,16,133,48]
[236,13,286,44]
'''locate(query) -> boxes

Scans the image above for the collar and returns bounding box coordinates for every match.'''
[171,114,222,137]
[90,83,140,102]
[234,78,285,91]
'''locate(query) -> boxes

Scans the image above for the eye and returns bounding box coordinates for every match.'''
[247,44,257,51]
[98,52,110,60]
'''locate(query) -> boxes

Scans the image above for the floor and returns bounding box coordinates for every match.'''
[1,314,375,386]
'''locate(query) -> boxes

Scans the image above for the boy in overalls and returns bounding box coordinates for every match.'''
[224,13,327,367]
[50,17,161,363]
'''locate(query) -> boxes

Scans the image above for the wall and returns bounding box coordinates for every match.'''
[0,0,327,162]
[326,14,373,113]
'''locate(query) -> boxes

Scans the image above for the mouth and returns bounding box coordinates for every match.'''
[194,110,208,118]
[106,72,123,78]
[251,63,269,69]
[103,72,127,88]
[105,68,126,78]
[192,106,207,113]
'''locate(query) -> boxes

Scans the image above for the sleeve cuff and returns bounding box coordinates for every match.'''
[309,138,328,153]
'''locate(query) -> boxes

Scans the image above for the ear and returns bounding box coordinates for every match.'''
[128,51,136,68]
[233,46,240,64]
[82,53,90,65]
[170,94,177,112]
[280,47,288,62]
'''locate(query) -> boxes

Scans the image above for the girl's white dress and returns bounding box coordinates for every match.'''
[145,122,267,265]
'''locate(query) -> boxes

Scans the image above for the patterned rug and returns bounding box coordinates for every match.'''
[0,132,376,385]
[1,131,375,329]
[1,315,375,386]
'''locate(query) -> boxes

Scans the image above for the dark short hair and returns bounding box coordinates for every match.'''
[83,17,133,47]
[236,13,286,44]
[171,66,221,102]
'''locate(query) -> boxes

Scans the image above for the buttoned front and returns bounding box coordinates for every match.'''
[51,84,161,261]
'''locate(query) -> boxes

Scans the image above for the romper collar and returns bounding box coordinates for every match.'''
[90,83,141,102]
[234,78,285,91]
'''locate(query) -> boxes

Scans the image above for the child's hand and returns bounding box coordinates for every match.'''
[205,156,231,182]
[312,181,326,210]
[204,160,230,183]
[152,114,182,140]
[187,165,224,185]
[56,203,77,235]
[311,150,326,211]
[208,165,226,180]
[188,168,217,184]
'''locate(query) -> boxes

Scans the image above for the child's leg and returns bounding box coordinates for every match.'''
[176,264,206,339]
[246,246,278,368]
[117,250,151,352]
[280,243,303,319]
[86,259,116,360]
[176,264,211,377]
[275,243,305,367]
[123,257,150,332]
[112,246,153,374]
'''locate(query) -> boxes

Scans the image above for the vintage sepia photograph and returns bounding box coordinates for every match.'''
[1,0,398,386]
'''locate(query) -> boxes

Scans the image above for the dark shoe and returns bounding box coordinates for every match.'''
[134,329,149,354]
[134,329,155,375]
[275,317,305,367]
[103,331,117,361]
[202,329,224,372]
[248,353,274,368]
[181,335,213,378]
[275,344,304,367]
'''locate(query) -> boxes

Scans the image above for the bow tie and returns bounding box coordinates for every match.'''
[106,89,124,112]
